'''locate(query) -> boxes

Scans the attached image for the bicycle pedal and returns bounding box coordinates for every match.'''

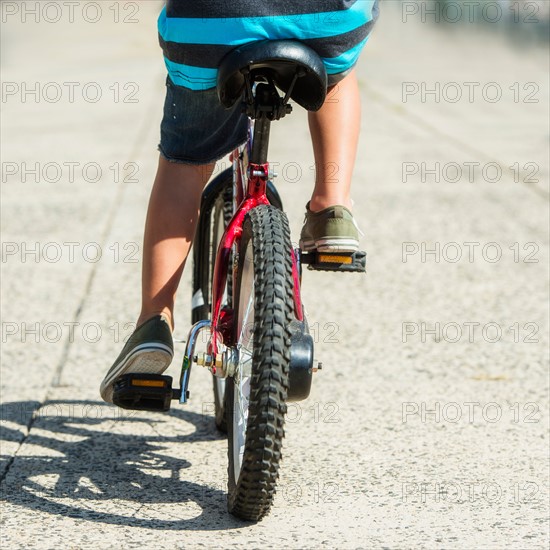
[302,250,366,273]
[112,374,179,412]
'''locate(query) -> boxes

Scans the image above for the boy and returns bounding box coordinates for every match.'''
[100,0,379,403]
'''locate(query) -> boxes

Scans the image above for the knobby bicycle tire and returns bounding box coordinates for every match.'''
[227,205,294,521]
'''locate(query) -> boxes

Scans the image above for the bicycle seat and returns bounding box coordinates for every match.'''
[217,40,327,112]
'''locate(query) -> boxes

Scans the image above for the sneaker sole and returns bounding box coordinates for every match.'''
[100,343,173,404]
[300,238,359,253]
[316,238,359,253]
[299,238,317,252]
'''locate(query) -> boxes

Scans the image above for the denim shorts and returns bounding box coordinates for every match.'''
[157,69,355,165]
[159,76,248,165]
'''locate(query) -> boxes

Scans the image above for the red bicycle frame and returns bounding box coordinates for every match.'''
[209,143,303,356]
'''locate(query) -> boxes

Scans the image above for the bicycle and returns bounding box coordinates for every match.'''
[112,40,366,521]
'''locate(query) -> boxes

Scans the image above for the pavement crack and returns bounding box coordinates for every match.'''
[0,403,41,486]
[131,501,147,519]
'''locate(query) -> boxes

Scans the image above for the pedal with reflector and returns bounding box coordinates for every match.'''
[112,374,180,412]
[301,250,366,273]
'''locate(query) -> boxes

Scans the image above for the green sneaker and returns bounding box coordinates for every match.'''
[299,202,361,253]
[100,314,174,404]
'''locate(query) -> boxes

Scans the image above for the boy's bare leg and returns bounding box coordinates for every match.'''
[138,157,215,330]
[307,69,360,212]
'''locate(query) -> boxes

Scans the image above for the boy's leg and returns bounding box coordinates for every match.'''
[100,156,214,403]
[307,69,360,212]
[300,69,362,252]
[138,156,215,330]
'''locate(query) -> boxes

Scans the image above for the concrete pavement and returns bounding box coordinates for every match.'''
[1,1,548,548]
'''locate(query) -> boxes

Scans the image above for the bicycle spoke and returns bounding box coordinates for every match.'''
[233,251,255,480]
[237,283,254,348]
[236,377,250,464]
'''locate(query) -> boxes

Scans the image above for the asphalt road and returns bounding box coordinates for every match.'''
[1,2,548,548]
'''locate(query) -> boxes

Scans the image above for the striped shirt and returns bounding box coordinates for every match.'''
[158,0,379,90]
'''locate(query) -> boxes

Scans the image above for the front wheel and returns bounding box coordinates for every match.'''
[227,205,294,521]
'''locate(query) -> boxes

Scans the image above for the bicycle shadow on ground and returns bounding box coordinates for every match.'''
[0,400,246,530]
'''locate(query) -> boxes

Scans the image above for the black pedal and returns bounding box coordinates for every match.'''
[302,250,366,273]
[112,374,176,412]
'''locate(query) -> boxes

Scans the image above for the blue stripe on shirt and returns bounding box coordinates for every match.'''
[322,37,369,74]
[158,2,375,45]
[163,58,219,90]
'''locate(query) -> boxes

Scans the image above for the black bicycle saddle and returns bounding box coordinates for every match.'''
[217,40,327,112]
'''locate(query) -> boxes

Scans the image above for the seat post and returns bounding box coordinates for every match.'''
[248,82,277,165]
[250,117,271,165]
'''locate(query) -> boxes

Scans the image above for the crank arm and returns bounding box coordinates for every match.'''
[180,320,211,403]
